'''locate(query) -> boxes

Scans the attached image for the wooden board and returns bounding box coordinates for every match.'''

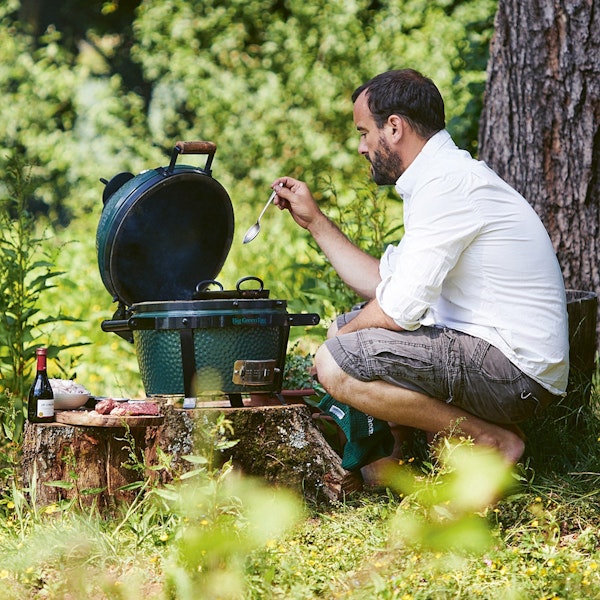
[55,409,164,428]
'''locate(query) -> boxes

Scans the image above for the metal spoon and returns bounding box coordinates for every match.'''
[242,183,283,244]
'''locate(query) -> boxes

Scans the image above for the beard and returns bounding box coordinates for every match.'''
[368,135,403,185]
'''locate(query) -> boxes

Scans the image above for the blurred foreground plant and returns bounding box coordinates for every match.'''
[0,413,302,599]
[384,435,515,555]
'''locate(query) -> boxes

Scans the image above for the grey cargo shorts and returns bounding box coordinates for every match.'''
[324,311,559,425]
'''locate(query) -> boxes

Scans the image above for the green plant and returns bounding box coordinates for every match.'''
[300,178,404,322]
[283,342,316,390]
[0,153,87,442]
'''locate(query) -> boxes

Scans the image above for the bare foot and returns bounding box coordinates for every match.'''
[428,421,526,465]
[360,456,402,487]
[474,425,525,464]
[341,470,363,494]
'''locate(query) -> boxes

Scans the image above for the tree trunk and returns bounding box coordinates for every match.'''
[479,0,600,340]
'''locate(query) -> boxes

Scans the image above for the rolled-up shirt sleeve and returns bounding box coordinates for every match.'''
[376,176,483,329]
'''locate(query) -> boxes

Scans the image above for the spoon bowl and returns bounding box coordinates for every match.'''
[242,183,283,244]
[243,222,261,244]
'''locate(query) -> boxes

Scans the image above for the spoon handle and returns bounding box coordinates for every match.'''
[257,182,283,222]
[257,189,278,222]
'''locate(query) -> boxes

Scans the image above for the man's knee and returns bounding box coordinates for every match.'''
[326,320,339,339]
[314,344,344,390]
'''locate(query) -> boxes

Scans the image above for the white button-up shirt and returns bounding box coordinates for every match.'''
[376,130,569,394]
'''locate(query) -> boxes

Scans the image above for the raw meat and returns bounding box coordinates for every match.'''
[94,398,117,414]
[110,402,159,416]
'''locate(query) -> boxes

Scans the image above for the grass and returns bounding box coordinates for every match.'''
[0,382,599,599]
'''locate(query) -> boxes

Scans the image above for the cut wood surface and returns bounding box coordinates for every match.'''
[22,403,348,509]
[55,410,164,428]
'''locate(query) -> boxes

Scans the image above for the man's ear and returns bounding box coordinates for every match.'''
[387,114,405,141]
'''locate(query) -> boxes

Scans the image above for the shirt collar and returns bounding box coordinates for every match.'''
[395,129,455,198]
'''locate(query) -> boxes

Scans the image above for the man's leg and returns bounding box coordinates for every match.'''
[315,344,525,464]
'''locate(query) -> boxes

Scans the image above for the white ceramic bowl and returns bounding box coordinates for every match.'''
[49,379,91,410]
[53,392,90,410]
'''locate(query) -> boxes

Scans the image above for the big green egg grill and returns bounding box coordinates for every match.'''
[96,141,319,404]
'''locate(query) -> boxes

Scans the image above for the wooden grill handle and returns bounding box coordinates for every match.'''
[174,141,217,156]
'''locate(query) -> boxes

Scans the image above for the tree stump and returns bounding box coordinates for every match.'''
[21,422,146,510]
[21,403,348,509]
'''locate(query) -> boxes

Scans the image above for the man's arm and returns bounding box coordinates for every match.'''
[273,177,381,299]
[337,299,404,334]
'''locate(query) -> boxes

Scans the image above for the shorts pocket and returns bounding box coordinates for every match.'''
[469,340,522,385]
[366,337,435,382]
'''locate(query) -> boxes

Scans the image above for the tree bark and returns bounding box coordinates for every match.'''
[21,422,146,510]
[479,0,600,339]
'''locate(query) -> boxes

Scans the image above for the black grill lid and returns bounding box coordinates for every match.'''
[97,142,235,306]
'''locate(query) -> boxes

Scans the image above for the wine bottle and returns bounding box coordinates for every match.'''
[27,347,54,423]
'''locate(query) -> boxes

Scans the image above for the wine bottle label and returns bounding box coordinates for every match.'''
[36,399,54,418]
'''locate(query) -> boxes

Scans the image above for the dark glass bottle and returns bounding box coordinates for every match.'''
[27,347,54,423]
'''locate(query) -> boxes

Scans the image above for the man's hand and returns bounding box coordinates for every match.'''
[271,177,324,230]
[337,299,404,334]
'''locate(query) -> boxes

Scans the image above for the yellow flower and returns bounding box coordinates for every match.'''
[159,533,169,542]
[6,501,14,510]
[569,561,580,573]
[44,504,58,514]
[0,570,9,579]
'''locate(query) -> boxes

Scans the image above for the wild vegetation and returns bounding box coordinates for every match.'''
[0,1,599,598]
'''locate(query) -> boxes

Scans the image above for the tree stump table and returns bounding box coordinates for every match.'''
[21,402,348,509]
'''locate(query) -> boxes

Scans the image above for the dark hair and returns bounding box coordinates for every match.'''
[352,69,445,139]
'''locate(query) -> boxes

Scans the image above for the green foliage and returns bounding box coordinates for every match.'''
[387,439,514,554]
[0,414,302,599]
[1,4,599,599]
[282,341,315,390]
[521,382,600,481]
[302,179,404,321]
[2,402,600,598]
[0,153,87,442]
